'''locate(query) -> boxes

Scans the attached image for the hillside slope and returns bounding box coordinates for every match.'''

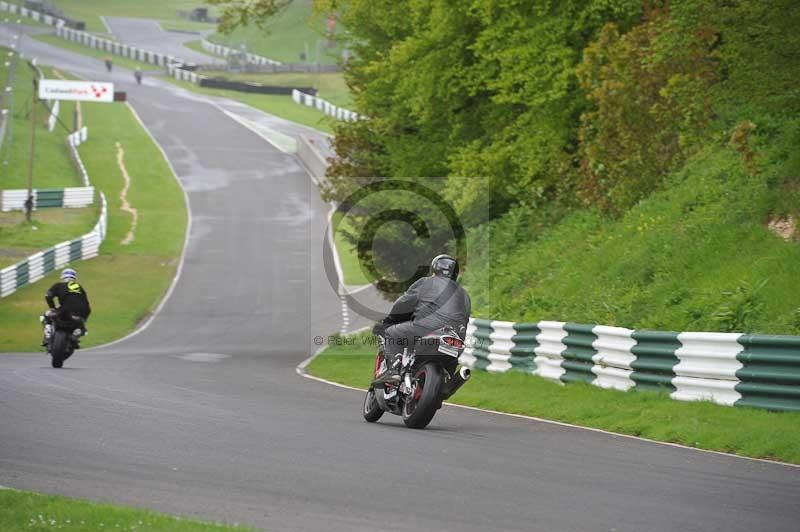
[463,144,800,334]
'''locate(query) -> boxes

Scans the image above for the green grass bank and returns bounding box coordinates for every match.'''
[0,63,187,351]
[0,488,255,531]
[307,334,800,464]
[208,0,342,65]
[46,0,217,34]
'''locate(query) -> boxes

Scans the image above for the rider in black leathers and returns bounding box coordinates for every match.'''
[42,268,91,347]
[375,255,470,381]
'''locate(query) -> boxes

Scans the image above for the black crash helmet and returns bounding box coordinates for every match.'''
[430,254,459,280]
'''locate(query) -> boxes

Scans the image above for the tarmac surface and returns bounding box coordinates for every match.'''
[1,21,798,532]
[104,17,222,66]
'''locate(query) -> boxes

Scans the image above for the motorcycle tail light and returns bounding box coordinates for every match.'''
[442,336,464,348]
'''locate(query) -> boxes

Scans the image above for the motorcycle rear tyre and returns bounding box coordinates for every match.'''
[402,363,442,429]
[50,330,68,368]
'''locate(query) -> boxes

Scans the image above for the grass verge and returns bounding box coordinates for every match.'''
[331,211,371,286]
[0,488,255,531]
[47,0,217,34]
[0,208,98,268]
[0,53,79,189]
[307,334,800,464]
[182,39,219,59]
[0,75,187,351]
[208,0,341,65]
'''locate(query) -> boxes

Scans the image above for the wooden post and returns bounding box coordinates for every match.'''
[26,77,37,222]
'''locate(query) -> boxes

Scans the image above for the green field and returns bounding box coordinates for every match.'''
[0,488,256,531]
[0,63,187,352]
[208,0,342,65]
[462,146,800,335]
[0,57,98,269]
[308,334,800,464]
[0,59,80,190]
[46,0,217,34]
[0,208,98,268]
[331,211,371,286]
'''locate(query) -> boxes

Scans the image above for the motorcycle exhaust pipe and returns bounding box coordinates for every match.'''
[442,366,471,400]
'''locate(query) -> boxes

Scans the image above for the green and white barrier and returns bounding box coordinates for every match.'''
[200,39,281,66]
[291,89,359,122]
[0,1,66,27]
[1,186,94,211]
[462,318,800,412]
[166,64,205,84]
[0,191,107,298]
[1,122,91,211]
[55,26,184,70]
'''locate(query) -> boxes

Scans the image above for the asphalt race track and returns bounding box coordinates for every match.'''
[1,22,799,532]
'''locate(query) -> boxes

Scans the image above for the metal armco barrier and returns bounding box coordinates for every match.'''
[292,89,360,122]
[0,192,107,298]
[461,318,800,412]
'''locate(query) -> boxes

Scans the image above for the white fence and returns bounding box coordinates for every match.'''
[292,89,359,122]
[462,319,800,412]
[0,1,66,27]
[55,26,185,70]
[0,192,107,298]
[200,39,281,66]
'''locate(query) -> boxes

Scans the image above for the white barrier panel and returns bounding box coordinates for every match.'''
[591,325,637,391]
[533,321,568,381]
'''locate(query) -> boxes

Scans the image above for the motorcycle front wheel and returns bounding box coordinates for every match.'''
[363,388,384,422]
[402,362,442,429]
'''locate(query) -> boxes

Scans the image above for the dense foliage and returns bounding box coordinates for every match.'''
[229,1,800,330]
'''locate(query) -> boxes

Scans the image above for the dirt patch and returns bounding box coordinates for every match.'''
[767,215,797,241]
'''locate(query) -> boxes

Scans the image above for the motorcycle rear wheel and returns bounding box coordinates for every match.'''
[402,362,442,429]
[50,330,68,368]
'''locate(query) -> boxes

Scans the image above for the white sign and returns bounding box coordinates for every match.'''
[38,79,114,103]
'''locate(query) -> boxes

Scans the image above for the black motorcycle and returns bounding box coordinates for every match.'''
[41,312,85,368]
[363,326,471,429]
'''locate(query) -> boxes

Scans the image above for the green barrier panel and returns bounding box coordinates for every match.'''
[560,323,598,384]
[42,248,55,274]
[509,322,540,373]
[68,239,82,262]
[35,189,65,208]
[16,260,29,287]
[630,330,680,392]
[470,318,494,371]
[735,335,800,412]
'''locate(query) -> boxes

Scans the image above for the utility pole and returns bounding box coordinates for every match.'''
[25,77,37,222]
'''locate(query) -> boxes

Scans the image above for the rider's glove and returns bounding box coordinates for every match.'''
[372,323,387,336]
[46,309,57,318]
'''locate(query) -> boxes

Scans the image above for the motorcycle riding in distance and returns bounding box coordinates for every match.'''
[363,255,472,429]
[41,268,91,368]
